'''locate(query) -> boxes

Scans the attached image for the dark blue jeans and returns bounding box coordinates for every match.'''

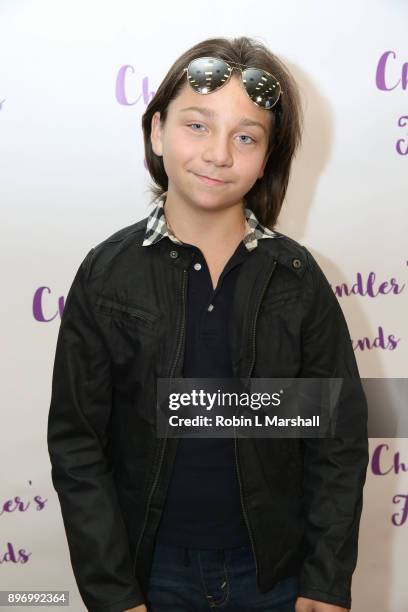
[146,541,299,611]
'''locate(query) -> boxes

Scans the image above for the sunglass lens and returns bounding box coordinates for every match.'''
[242,68,281,109]
[187,57,231,94]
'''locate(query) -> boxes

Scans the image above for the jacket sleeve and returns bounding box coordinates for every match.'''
[296,247,369,610]
[47,248,145,612]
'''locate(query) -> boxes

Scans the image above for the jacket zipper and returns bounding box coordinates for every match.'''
[245,258,278,388]
[233,257,278,590]
[132,269,188,575]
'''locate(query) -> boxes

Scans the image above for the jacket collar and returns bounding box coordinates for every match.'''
[141,197,277,252]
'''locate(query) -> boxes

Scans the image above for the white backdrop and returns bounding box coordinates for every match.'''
[1,1,407,610]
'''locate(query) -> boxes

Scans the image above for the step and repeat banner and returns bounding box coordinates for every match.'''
[1,1,407,610]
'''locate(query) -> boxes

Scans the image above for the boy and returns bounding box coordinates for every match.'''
[48,39,369,612]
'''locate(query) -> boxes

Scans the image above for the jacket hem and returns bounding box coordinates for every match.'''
[87,591,146,612]
[297,585,351,609]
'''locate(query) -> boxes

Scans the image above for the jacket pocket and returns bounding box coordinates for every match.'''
[94,295,160,328]
[260,289,302,315]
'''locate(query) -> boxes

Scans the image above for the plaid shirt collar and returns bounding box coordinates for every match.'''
[142,198,276,252]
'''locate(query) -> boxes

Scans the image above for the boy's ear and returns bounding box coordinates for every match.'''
[150,111,163,157]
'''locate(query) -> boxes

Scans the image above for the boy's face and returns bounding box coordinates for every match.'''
[150,75,272,211]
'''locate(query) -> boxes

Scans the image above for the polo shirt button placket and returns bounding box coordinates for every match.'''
[191,255,215,312]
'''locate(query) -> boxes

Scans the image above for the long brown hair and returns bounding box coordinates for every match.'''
[141,36,304,229]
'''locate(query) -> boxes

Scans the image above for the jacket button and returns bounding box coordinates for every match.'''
[292,258,302,269]
[169,250,179,259]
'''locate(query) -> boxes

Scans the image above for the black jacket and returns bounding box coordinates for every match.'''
[47,216,369,611]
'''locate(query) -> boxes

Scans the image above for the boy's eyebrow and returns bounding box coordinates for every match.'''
[178,106,267,133]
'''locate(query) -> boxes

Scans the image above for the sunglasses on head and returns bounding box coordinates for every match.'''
[182,56,283,111]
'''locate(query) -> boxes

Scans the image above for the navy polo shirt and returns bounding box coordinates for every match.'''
[155,237,252,549]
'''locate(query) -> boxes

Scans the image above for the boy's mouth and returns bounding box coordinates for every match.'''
[194,173,228,186]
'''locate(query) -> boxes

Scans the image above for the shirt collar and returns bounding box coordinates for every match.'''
[141,198,277,252]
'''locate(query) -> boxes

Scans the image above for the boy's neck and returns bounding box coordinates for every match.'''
[162,193,247,251]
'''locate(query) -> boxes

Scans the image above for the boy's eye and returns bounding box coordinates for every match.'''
[238,135,256,145]
[186,123,256,145]
[188,122,206,132]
